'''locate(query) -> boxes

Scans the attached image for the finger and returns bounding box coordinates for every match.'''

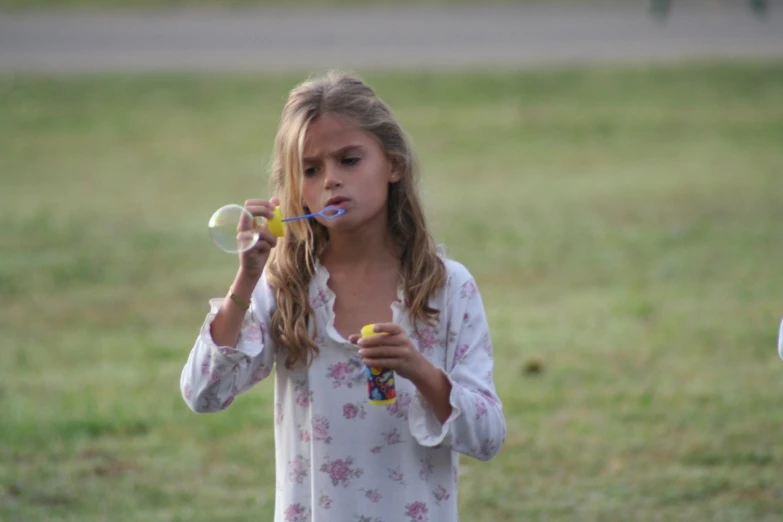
[358,342,409,357]
[358,332,405,347]
[238,210,254,232]
[371,322,404,336]
[361,358,401,369]
[246,204,275,220]
[270,196,280,206]
[255,228,278,248]
[347,334,361,345]
[244,199,274,210]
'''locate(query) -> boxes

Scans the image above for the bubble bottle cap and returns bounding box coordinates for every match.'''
[266,206,285,238]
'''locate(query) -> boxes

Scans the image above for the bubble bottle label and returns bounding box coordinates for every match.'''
[361,324,397,406]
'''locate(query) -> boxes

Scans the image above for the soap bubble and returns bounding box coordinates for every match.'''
[208,204,259,254]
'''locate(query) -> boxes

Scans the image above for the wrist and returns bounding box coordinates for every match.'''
[233,270,260,295]
[229,271,259,308]
[409,356,438,389]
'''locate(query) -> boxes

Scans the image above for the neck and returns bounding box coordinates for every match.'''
[321,211,399,276]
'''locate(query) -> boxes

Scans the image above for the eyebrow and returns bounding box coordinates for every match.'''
[302,144,364,164]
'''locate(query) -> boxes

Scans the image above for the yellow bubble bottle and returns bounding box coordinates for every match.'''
[266,205,285,238]
[361,324,397,406]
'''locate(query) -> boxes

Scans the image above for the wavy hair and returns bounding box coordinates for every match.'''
[265,70,445,369]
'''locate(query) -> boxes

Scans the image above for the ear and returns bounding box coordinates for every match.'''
[388,156,402,184]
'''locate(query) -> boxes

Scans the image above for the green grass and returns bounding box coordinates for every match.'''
[1,62,783,521]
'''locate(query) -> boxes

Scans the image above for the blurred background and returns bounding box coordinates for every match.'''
[1,1,782,521]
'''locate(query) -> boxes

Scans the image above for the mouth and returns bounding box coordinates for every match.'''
[325,196,350,208]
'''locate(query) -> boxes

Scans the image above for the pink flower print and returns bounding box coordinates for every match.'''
[370,446,383,454]
[463,312,470,324]
[460,280,478,299]
[383,428,403,446]
[343,402,366,420]
[344,403,358,419]
[388,466,406,485]
[479,439,497,460]
[294,380,313,408]
[245,323,263,344]
[453,466,459,485]
[250,363,269,384]
[209,367,225,384]
[320,456,363,487]
[433,485,450,506]
[474,396,488,420]
[312,415,332,444]
[318,493,333,509]
[454,344,470,364]
[299,425,311,442]
[404,501,429,522]
[327,361,361,388]
[310,288,329,309]
[419,456,434,481]
[275,402,283,425]
[288,455,310,485]
[363,488,383,503]
[414,326,439,355]
[183,384,192,401]
[478,389,498,406]
[220,396,234,409]
[201,393,221,411]
[200,360,211,376]
[283,503,311,522]
[386,392,412,421]
[217,346,237,357]
[447,329,458,345]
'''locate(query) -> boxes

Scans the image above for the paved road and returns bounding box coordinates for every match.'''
[1,4,782,72]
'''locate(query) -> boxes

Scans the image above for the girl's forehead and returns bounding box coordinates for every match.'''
[302,113,375,158]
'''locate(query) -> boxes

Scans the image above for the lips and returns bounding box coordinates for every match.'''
[326,196,350,207]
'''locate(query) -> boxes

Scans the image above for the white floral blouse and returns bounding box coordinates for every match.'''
[180,254,506,522]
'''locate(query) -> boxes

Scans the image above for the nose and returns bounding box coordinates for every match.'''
[323,163,343,189]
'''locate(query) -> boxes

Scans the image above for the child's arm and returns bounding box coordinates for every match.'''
[180,271,277,413]
[408,269,506,462]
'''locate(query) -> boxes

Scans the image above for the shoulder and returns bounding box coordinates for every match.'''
[437,245,477,294]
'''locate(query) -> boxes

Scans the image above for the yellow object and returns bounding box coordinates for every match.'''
[361,324,379,338]
[361,324,396,406]
[266,205,285,237]
[368,398,396,405]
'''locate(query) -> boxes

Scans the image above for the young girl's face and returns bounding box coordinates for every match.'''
[301,113,398,233]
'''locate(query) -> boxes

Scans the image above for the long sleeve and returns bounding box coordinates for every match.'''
[408,268,506,461]
[180,273,277,413]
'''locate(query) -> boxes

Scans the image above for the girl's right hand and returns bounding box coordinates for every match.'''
[237,198,280,280]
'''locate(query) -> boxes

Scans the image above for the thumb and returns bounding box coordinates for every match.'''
[270,196,280,206]
[347,334,361,345]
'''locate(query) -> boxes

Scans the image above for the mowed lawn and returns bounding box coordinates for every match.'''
[1,62,782,521]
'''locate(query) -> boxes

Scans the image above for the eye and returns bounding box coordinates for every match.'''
[342,157,360,166]
[303,166,319,177]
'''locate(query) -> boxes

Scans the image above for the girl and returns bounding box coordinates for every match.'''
[181,70,506,522]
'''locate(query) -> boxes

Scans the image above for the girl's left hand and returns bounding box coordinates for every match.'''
[349,323,426,382]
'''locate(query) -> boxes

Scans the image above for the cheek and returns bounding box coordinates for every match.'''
[301,180,317,205]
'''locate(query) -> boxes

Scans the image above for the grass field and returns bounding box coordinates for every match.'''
[1,62,783,521]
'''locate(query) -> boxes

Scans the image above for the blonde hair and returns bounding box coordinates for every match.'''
[266,70,445,369]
